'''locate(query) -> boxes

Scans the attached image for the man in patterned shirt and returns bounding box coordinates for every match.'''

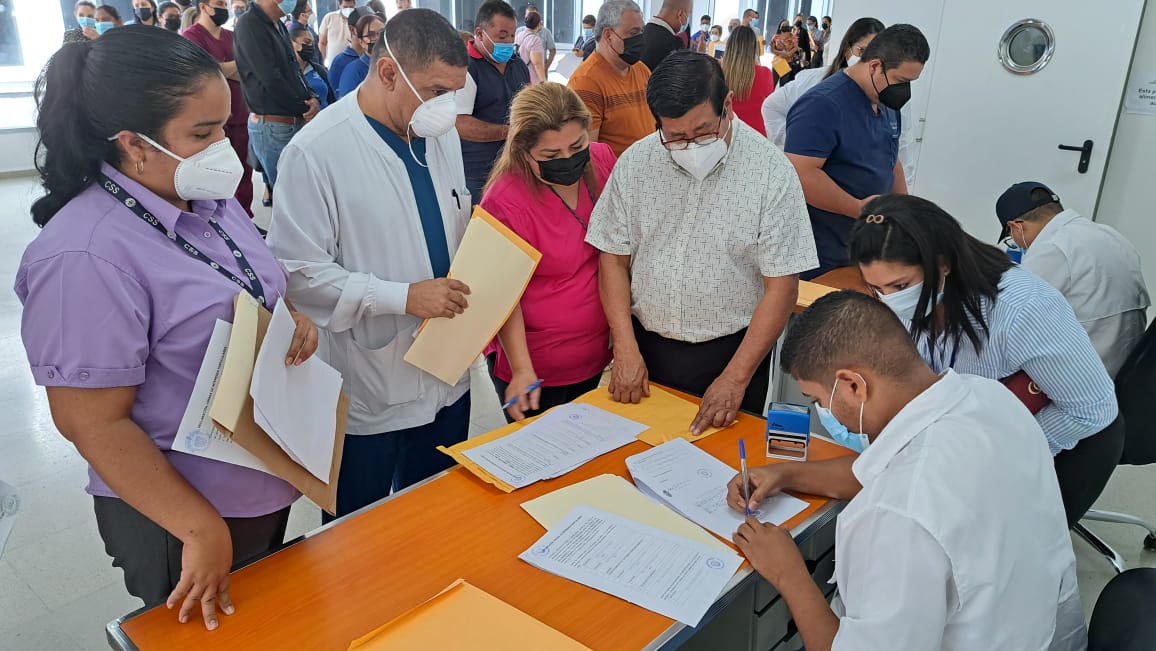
[586,50,818,435]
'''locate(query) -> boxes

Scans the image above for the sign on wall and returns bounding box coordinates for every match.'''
[1124,69,1156,116]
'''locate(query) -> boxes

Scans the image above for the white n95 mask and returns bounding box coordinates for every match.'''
[877,275,945,322]
[384,36,457,141]
[137,133,243,201]
[670,138,728,182]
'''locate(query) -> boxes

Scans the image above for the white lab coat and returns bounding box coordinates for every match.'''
[831,370,1086,651]
[1021,209,1150,377]
[269,92,472,435]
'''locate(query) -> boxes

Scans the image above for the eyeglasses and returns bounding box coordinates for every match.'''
[659,116,724,151]
[361,30,382,40]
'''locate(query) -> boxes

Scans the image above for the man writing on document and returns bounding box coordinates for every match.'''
[586,51,816,435]
[727,291,1086,651]
[268,10,474,520]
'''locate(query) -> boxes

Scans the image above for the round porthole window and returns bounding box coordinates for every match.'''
[998,19,1055,74]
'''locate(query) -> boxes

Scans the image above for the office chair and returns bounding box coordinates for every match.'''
[1088,567,1156,651]
[1060,319,1156,572]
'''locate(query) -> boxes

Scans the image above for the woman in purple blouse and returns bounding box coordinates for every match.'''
[16,27,318,631]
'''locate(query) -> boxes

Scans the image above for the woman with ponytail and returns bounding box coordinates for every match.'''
[17,26,318,630]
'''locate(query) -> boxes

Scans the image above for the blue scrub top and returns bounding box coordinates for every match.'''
[785,70,900,278]
[364,116,452,278]
[329,46,359,95]
[303,65,330,109]
[338,54,371,99]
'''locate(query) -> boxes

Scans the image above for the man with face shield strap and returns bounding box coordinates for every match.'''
[268,9,476,521]
[567,0,653,156]
[726,291,1086,651]
[785,23,929,279]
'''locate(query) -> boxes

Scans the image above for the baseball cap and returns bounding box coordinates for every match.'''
[347,7,366,27]
[995,181,1060,241]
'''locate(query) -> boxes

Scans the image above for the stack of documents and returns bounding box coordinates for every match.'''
[461,404,646,489]
[249,300,343,483]
[626,438,808,541]
[348,579,589,650]
[519,506,743,626]
[175,319,275,475]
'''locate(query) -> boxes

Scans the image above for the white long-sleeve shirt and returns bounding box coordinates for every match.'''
[268,92,472,435]
[832,370,1086,651]
[1021,209,1150,376]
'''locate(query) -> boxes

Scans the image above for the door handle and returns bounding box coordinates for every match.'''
[1057,139,1093,174]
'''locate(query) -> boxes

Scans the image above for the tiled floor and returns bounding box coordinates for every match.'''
[0,173,1152,649]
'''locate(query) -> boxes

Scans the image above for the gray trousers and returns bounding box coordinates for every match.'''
[93,496,291,607]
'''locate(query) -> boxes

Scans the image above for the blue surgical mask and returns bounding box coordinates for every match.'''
[277,0,298,15]
[750,18,760,29]
[78,17,96,28]
[483,32,515,64]
[816,377,870,453]
[583,28,594,39]
[96,21,115,34]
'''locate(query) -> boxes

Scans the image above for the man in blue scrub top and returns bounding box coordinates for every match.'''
[785,24,929,279]
[269,9,475,520]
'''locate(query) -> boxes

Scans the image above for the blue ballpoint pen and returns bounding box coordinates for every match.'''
[502,379,544,409]
[739,439,751,516]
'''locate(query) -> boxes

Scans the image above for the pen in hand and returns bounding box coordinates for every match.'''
[739,439,751,516]
[502,379,544,410]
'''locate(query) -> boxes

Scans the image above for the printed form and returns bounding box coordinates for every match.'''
[519,506,742,626]
[626,438,808,541]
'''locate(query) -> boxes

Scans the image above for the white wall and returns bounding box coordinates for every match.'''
[0,130,37,177]
[1096,1,1156,302]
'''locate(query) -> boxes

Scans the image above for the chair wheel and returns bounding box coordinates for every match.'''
[1144,534,1156,551]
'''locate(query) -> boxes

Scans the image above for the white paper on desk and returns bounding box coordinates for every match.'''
[626,438,808,541]
[0,479,19,559]
[249,300,343,483]
[462,404,646,488]
[173,320,274,475]
[519,505,742,626]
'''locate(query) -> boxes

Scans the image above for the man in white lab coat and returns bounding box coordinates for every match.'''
[997,181,1150,376]
[269,9,475,520]
[727,291,1086,651]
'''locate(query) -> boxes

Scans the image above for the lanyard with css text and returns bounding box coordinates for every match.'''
[99,174,268,308]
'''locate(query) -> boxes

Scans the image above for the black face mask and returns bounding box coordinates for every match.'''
[298,44,316,61]
[537,147,590,186]
[872,64,912,110]
[616,32,645,66]
[137,7,154,21]
[208,6,229,26]
[164,16,181,30]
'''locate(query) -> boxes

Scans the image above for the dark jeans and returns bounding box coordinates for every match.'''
[93,496,290,607]
[1053,414,1126,526]
[486,354,603,423]
[323,393,471,522]
[632,316,771,415]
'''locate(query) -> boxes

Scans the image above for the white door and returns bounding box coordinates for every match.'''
[913,0,1145,239]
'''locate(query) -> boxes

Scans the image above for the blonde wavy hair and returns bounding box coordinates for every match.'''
[723,25,760,101]
[484,82,599,195]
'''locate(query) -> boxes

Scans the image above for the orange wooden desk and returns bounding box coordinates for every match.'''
[795,267,870,314]
[108,402,851,651]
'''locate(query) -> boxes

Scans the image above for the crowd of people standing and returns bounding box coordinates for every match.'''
[19,2,1151,647]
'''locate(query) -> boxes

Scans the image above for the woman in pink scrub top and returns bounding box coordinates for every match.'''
[16,28,317,631]
[481,82,617,421]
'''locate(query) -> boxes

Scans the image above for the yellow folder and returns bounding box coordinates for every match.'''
[404,208,542,385]
[348,579,590,650]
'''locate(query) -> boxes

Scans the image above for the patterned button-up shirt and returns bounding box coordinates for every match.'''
[586,119,818,343]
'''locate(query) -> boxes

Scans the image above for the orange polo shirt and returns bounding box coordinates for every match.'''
[568,51,653,157]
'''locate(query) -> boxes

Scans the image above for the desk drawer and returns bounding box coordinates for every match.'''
[752,593,791,650]
[754,544,837,613]
[797,515,837,561]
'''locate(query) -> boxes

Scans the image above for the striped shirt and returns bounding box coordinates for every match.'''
[915,265,1117,455]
